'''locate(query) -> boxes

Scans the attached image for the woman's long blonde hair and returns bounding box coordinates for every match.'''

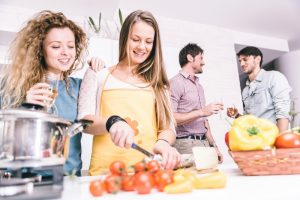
[119,10,175,132]
[0,10,87,108]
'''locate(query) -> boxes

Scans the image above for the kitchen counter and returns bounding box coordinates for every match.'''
[57,161,300,200]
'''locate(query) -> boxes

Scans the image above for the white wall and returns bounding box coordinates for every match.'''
[274,50,300,126]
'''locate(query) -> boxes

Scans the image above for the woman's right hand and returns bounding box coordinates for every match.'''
[108,121,135,149]
[26,82,53,107]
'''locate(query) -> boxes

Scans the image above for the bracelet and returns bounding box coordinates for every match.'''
[156,138,170,145]
[106,115,126,132]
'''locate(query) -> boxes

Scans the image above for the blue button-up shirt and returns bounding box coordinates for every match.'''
[242,69,291,123]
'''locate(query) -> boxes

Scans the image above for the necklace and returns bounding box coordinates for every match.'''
[112,64,140,82]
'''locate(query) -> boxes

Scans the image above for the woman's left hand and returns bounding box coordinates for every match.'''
[88,57,105,72]
[153,140,181,169]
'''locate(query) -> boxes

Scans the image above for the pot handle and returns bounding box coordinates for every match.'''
[21,103,44,110]
[67,119,94,137]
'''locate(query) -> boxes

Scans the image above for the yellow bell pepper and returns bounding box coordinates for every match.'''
[174,169,197,185]
[193,171,226,189]
[164,178,193,194]
[229,115,279,151]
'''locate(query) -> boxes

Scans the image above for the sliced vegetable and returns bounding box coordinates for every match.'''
[164,179,193,194]
[194,171,226,189]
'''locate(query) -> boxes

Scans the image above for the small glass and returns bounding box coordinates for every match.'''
[213,97,224,119]
[44,73,60,114]
[227,104,239,118]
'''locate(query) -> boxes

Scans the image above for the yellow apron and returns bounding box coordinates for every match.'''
[89,76,157,175]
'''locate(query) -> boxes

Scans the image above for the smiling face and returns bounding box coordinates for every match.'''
[43,27,76,75]
[127,21,155,66]
[238,55,261,75]
[192,53,205,74]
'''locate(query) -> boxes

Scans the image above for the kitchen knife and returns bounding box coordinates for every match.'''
[131,143,154,158]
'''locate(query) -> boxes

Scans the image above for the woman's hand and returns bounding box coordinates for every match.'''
[88,57,105,72]
[26,83,53,107]
[109,121,135,149]
[153,140,181,169]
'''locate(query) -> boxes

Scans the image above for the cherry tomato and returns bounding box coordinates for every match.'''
[89,179,104,197]
[146,160,161,173]
[134,172,154,194]
[121,175,135,191]
[104,174,122,194]
[134,161,146,173]
[109,160,126,176]
[275,131,300,148]
[154,170,174,192]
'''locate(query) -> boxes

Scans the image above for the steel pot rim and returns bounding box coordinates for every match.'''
[0,109,71,125]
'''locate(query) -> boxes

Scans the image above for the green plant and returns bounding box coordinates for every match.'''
[88,12,101,33]
[114,8,124,34]
[118,9,123,26]
[290,98,299,128]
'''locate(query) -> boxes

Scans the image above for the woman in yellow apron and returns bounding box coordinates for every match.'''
[78,10,180,175]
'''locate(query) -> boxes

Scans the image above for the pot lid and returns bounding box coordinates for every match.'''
[0,108,71,125]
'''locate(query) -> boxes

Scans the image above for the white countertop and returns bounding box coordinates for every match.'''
[57,161,300,200]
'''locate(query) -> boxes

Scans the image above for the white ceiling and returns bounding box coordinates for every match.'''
[2,0,300,42]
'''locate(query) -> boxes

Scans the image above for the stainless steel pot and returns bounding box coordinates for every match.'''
[0,104,71,164]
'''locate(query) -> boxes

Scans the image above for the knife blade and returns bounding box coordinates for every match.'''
[131,143,154,158]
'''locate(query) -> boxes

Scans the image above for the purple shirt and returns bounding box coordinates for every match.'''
[170,71,207,137]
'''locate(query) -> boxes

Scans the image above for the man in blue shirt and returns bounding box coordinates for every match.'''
[237,46,291,132]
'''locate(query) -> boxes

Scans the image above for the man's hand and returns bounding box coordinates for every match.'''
[201,102,224,116]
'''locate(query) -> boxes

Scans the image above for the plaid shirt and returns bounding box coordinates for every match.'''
[170,71,207,137]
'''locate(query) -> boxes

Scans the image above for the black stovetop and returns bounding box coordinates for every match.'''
[0,164,64,200]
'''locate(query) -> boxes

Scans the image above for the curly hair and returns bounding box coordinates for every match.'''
[119,10,175,132]
[0,10,87,108]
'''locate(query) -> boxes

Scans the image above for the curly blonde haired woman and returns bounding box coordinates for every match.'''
[78,10,180,175]
[0,10,104,176]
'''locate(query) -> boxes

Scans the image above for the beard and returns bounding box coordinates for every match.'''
[195,68,203,74]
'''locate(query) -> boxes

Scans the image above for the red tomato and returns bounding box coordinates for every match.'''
[134,172,154,194]
[225,132,230,149]
[104,174,122,194]
[109,160,126,176]
[154,170,174,192]
[146,160,161,173]
[134,161,146,173]
[121,175,135,191]
[275,131,300,148]
[89,179,104,197]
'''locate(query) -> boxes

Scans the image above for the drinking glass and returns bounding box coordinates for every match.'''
[44,73,59,114]
[227,104,239,118]
[213,97,224,119]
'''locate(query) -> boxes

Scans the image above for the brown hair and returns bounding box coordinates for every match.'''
[119,10,175,132]
[0,10,87,108]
